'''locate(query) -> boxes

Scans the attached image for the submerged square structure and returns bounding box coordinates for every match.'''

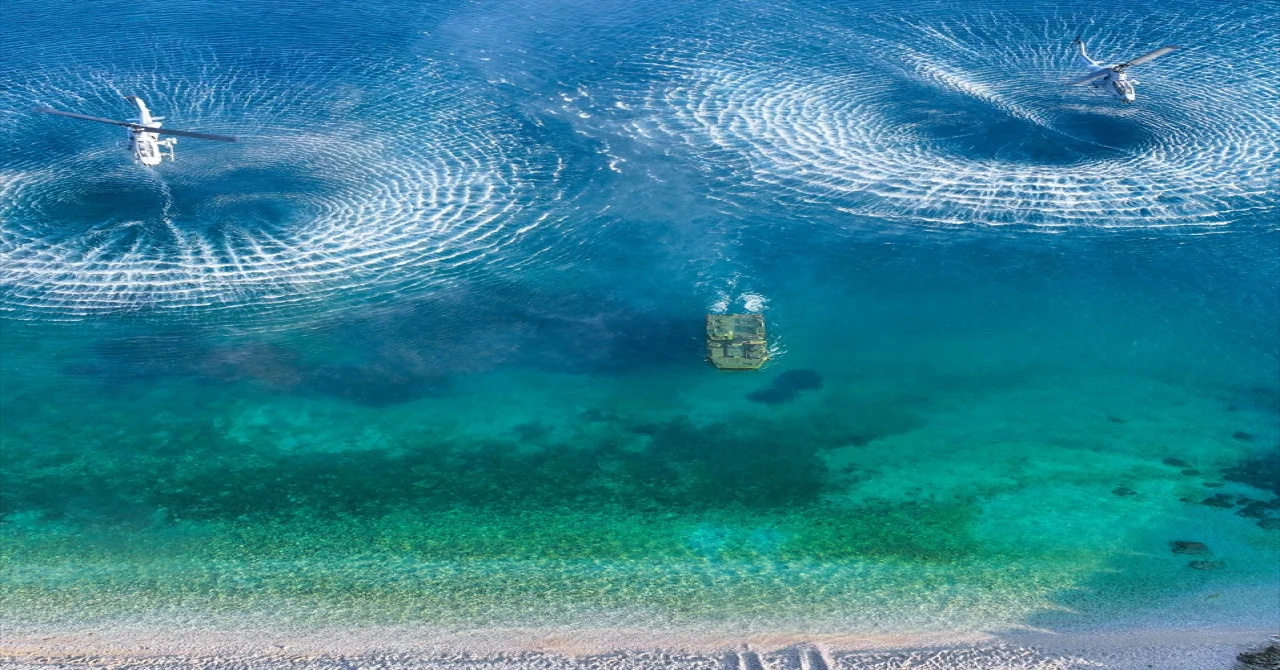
[706,313,768,370]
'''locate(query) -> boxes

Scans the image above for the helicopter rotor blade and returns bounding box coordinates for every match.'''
[147,127,237,142]
[34,107,134,128]
[34,107,237,142]
[1119,45,1179,69]
[1068,70,1112,86]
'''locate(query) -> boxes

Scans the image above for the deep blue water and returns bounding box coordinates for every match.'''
[1,0,1278,636]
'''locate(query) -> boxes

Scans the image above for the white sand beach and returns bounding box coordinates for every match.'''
[4,624,1275,669]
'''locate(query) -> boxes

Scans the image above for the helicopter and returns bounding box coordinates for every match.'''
[35,96,236,165]
[1070,38,1180,103]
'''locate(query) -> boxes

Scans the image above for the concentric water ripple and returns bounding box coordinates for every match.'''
[0,44,569,317]
[629,4,1279,229]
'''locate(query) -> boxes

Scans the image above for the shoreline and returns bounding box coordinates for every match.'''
[3,622,1272,669]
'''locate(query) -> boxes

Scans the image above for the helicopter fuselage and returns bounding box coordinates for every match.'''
[1073,41,1147,104]
[1088,67,1136,103]
[1077,55,1136,103]
[125,97,175,165]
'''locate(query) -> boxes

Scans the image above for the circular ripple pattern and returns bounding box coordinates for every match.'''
[632,4,1279,229]
[0,45,568,317]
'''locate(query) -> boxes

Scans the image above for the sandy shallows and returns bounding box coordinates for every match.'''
[2,625,1274,669]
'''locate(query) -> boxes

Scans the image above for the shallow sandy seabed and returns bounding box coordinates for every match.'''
[3,626,1274,669]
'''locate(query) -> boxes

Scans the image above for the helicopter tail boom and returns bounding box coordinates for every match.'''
[124,95,154,124]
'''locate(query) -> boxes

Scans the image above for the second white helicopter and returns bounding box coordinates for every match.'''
[36,96,236,165]
[1070,38,1180,103]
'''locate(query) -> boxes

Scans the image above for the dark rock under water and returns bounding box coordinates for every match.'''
[1170,541,1210,555]
[1235,502,1274,519]
[1201,496,1234,509]
[1223,447,1280,497]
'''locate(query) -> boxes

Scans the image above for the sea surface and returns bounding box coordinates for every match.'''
[2,0,1278,640]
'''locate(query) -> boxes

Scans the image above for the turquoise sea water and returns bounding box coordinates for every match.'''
[2,0,1278,638]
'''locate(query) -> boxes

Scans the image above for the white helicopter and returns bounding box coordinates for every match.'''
[35,96,236,165]
[1070,38,1180,103]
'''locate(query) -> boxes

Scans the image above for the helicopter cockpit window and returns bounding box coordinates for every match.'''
[1114,79,1134,96]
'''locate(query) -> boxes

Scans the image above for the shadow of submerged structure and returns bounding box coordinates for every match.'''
[747,369,824,405]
